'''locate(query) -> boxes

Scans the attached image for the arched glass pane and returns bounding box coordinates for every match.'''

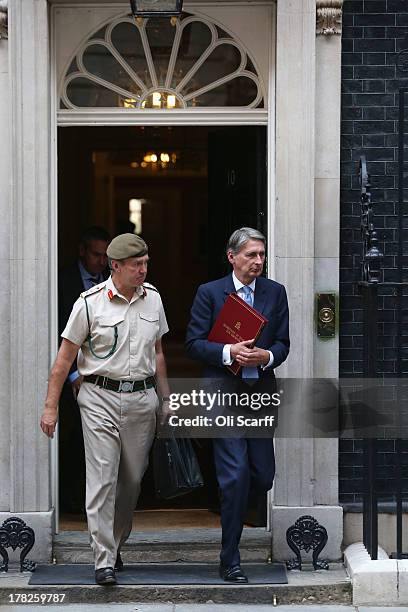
[216,25,232,39]
[145,17,176,86]
[181,44,241,97]
[245,56,257,74]
[187,76,259,107]
[90,25,108,40]
[82,44,141,96]
[61,15,264,109]
[171,21,212,88]
[66,77,131,107]
[110,22,152,90]
[66,58,79,76]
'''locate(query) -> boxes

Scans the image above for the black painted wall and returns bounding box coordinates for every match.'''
[340,0,408,505]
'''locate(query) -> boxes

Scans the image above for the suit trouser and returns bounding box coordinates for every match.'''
[59,383,86,512]
[77,382,157,569]
[213,437,275,568]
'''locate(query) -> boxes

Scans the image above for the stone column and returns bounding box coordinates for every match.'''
[271,0,343,561]
[0,0,54,562]
[313,0,342,509]
[0,1,10,514]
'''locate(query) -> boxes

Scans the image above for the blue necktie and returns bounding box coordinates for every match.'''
[241,286,259,380]
[87,275,100,289]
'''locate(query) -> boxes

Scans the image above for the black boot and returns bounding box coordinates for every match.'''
[95,567,116,585]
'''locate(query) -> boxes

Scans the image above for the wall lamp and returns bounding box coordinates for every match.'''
[129,0,183,18]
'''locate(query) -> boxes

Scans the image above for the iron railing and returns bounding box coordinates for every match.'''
[358,150,407,559]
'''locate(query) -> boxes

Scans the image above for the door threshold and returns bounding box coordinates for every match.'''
[59,508,221,532]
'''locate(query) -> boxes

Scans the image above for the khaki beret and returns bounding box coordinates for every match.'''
[107,233,148,260]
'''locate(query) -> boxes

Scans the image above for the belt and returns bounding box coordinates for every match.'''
[84,374,156,393]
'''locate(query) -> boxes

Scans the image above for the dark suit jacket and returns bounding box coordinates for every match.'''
[58,262,109,376]
[58,261,110,336]
[185,274,290,379]
[58,262,86,337]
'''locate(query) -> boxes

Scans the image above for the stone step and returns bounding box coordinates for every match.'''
[0,564,351,606]
[45,529,352,605]
[53,529,272,564]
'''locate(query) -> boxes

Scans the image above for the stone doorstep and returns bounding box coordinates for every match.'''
[53,529,272,564]
[0,564,351,606]
[344,541,408,606]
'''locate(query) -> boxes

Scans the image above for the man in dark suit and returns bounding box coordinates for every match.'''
[59,226,111,351]
[58,226,110,512]
[186,227,289,583]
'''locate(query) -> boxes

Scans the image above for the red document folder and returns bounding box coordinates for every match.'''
[208,292,268,375]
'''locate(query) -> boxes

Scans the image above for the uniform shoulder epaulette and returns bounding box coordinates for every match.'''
[80,281,107,299]
[143,282,158,293]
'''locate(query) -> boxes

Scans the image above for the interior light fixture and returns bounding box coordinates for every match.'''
[139,151,176,168]
[167,94,176,109]
[123,98,138,108]
[152,92,162,108]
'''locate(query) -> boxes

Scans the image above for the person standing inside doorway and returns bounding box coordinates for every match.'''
[58,226,110,514]
[41,233,170,585]
[186,227,290,583]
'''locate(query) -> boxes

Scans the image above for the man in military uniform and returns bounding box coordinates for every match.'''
[40,234,170,585]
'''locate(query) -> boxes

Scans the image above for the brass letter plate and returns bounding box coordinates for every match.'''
[316,293,336,338]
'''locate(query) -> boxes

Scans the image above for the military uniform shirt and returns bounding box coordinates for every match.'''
[61,275,169,380]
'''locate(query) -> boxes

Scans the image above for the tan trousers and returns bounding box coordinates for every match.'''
[77,382,157,569]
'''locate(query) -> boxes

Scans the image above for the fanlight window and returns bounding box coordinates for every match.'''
[60,13,264,109]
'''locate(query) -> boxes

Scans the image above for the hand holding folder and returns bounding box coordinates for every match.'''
[208,293,268,375]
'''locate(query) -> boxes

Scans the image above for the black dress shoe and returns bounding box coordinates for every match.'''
[114,552,124,572]
[95,567,116,585]
[219,564,248,584]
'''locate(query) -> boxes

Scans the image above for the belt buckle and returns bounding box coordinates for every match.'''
[96,376,107,389]
[120,381,134,393]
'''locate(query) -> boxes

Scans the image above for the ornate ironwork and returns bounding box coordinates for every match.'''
[0,517,36,572]
[356,98,408,561]
[286,515,329,571]
[359,156,383,284]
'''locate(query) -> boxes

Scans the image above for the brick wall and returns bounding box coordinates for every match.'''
[340,0,408,504]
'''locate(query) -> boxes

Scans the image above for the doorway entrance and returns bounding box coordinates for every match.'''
[57,124,267,530]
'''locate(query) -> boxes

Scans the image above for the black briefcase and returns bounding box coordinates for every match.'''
[153,436,204,499]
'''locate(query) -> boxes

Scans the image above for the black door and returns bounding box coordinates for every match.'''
[208,126,267,279]
[208,126,268,526]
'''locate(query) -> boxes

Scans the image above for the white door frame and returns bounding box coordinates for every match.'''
[50,1,276,531]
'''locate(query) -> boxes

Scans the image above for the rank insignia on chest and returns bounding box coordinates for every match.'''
[108,289,114,301]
